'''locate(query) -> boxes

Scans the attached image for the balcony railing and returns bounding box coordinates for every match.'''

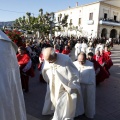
[99,18,120,27]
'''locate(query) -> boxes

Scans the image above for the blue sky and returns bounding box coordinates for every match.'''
[0,0,98,21]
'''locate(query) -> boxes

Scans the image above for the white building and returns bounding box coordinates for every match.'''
[55,0,120,39]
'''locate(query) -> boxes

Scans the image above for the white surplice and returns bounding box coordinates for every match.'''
[75,43,82,59]
[73,60,96,118]
[0,30,27,120]
[81,43,88,53]
[42,53,84,120]
[86,47,95,55]
[95,44,104,52]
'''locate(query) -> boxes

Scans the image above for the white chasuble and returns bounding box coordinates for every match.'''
[42,54,84,120]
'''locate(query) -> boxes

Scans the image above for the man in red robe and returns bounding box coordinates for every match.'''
[104,46,113,70]
[17,46,34,92]
[100,48,113,75]
[93,49,105,66]
[104,46,111,56]
[62,45,70,55]
[88,52,109,84]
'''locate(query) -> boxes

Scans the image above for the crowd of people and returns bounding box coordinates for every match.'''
[16,35,113,119]
[1,28,114,120]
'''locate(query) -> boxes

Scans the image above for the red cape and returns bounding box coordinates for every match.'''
[17,54,34,77]
[93,55,105,65]
[104,52,113,69]
[62,49,70,55]
[91,59,109,84]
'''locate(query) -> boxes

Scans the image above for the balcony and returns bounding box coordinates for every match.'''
[87,20,94,25]
[99,18,120,27]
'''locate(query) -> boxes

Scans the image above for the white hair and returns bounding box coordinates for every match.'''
[99,47,104,51]
[42,47,56,57]
[50,47,56,57]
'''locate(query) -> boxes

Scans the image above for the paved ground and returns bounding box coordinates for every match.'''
[25,45,120,120]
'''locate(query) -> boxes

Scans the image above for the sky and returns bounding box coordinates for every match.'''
[0,0,99,22]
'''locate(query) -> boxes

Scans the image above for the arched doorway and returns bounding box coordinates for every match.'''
[110,29,117,38]
[101,28,107,38]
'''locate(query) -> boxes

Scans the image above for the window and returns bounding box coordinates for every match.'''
[114,15,117,21]
[69,19,72,26]
[58,17,60,22]
[89,13,93,20]
[104,13,107,19]
[78,18,81,25]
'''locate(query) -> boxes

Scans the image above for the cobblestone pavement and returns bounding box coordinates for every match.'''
[25,45,120,120]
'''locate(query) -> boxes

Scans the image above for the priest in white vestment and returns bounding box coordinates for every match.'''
[95,42,104,52]
[42,47,84,120]
[73,52,96,119]
[75,40,82,59]
[0,30,27,120]
[81,41,88,54]
[86,45,95,55]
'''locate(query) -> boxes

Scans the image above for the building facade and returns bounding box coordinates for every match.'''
[55,0,120,39]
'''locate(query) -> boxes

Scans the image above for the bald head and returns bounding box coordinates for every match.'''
[77,52,86,65]
[42,47,57,63]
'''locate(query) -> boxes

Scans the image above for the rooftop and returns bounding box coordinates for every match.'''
[55,0,120,13]
[101,0,120,8]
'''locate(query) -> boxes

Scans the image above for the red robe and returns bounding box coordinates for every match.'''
[17,54,34,92]
[104,51,111,56]
[94,53,112,75]
[55,49,60,53]
[62,49,70,55]
[39,53,44,62]
[104,51,113,69]
[38,53,46,83]
[100,53,113,70]
[91,59,109,84]
[17,54,30,67]
[102,53,109,62]
[93,55,105,65]
[38,53,44,71]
